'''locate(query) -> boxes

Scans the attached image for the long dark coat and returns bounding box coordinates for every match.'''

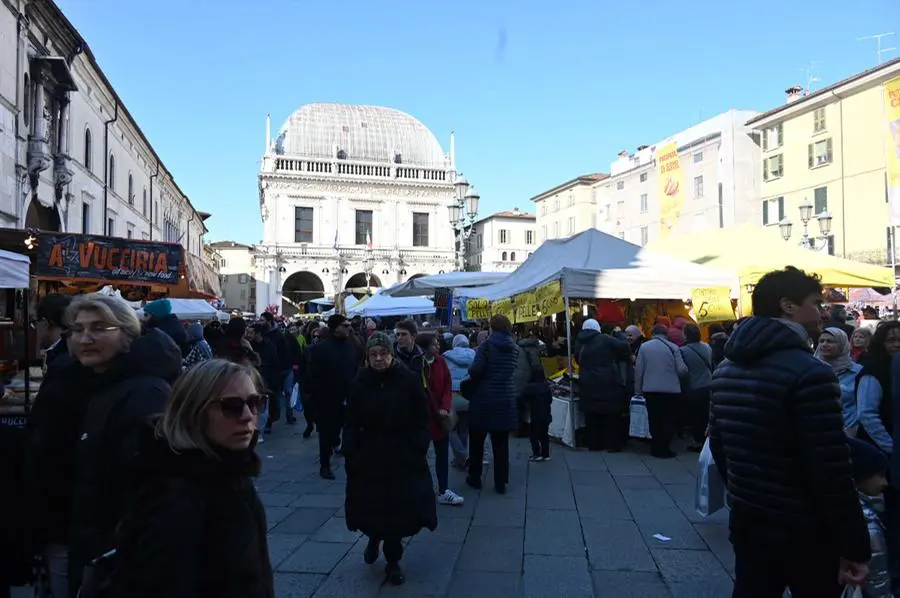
[343,362,438,539]
[466,331,520,431]
[575,329,630,415]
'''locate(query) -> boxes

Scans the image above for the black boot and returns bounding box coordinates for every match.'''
[319,466,335,480]
[385,563,405,585]
[302,424,313,439]
[364,537,380,565]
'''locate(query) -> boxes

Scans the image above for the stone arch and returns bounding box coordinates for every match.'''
[345,272,381,290]
[282,270,325,316]
[25,199,62,232]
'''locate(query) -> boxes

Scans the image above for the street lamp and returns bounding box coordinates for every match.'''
[448,171,479,271]
[778,197,832,252]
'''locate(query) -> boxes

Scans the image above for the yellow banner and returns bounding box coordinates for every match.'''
[533,280,565,316]
[885,76,900,226]
[514,290,540,323]
[656,141,684,239]
[491,297,515,322]
[690,287,734,324]
[465,298,491,321]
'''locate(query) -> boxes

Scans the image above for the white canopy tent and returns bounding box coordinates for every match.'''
[382,272,509,297]
[346,290,435,317]
[321,295,361,317]
[136,298,223,321]
[0,249,30,288]
[457,229,736,301]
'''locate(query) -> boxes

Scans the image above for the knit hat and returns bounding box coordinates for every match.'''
[452,334,470,348]
[186,322,204,343]
[847,437,888,482]
[144,298,172,318]
[327,314,348,331]
[582,318,601,332]
[366,331,393,352]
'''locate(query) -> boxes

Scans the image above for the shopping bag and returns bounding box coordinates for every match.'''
[841,586,862,598]
[694,438,726,517]
[628,396,651,439]
[289,383,301,411]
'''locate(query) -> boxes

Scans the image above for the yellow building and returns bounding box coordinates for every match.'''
[531,173,608,242]
[748,57,900,265]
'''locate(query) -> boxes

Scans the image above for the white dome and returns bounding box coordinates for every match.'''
[275,103,448,168]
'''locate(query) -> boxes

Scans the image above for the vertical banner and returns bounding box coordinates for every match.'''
[885,76,900,225]
[656,141,685,239]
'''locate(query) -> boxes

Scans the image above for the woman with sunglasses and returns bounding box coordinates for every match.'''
[111,359,274,598]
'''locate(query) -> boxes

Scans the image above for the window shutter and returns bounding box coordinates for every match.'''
[826,138,833,161]
[762,201,769,225]
[777,197,785,221]
[808,144,814,169]
[762,133,768,152]
[763,158,768,181]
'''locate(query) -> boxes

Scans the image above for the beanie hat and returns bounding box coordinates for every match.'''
[366,331,393,352]
[452,334,470,348]
[327,314,348,331]
[144,298,172,318]
[582,318,601,332]
[847,437,888,482]
[186,322,204,343]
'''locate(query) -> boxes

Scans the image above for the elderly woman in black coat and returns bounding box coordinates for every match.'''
[342,332,437,586]
[575,319,631,452]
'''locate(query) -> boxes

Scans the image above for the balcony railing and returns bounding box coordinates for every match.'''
[273,158,448,182]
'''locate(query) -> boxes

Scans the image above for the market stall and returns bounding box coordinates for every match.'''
[346,290,435,317]
[0,250,34,428]
[136,298,224,321]
[382,272,509,297]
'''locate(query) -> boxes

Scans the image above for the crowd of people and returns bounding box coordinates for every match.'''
[2,269,898,596]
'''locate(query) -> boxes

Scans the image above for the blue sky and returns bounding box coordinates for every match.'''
[57,0,897,245]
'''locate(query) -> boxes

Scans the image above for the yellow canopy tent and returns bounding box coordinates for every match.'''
[649,225,894,315]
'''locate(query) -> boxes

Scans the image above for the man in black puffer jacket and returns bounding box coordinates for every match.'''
[709,266,870,597]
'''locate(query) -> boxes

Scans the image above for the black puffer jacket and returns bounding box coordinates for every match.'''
[67,329,183,594]
[575,329,630,414]
[709,316,870,562]
[111,426,273,598]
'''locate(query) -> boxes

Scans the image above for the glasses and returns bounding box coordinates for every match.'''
[68,324,120,339]
[216,393,269,419]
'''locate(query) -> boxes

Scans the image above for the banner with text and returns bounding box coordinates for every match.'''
[465,298,491,321]
[690,287,734,324]
[491,297,515,322]
[885,76,900,226]
[656,141,685,239]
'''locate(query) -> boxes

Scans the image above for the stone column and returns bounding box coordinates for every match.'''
[57,95,70,155]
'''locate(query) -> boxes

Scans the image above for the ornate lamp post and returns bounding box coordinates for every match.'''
[448,172,480,271]
[778,198,833,252]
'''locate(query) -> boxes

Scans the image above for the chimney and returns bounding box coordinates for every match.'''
[512,207,520,215]
[617,150,630,158]
[785,85,804,103]
[636,144,649,152]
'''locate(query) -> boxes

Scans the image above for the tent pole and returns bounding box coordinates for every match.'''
[564,292,573,377]
[893,226,898,315]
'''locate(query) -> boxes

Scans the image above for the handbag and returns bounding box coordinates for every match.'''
[694,438,727,517]
[841,586,862,598]
[289,382,301,411]
[440,409,458,432]
[628,396,651,439]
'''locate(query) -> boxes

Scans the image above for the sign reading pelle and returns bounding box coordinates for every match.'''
[36,233,182,285]
[690,287,734,324]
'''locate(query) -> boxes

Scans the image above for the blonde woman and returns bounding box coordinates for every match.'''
[24,295,182,598]
[111,359,274,598]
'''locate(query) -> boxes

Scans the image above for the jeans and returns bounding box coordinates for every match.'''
[45,543,69,598]
[644,392,679,456]
[450,411,469,466]
[283,371,296,421]
[468,429,510,487]
[432,435,450,493]
[731,535,841,597]
[530,421,550,458]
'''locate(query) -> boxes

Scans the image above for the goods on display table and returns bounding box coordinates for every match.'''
[1,367,42,428]
[0,249,33,428]
[547,373,583,448]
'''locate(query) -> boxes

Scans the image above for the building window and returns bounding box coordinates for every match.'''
[553,199,559,211]
[541,204,547,216]
[814,186,828,214]
[605,204,611,221]
[763,196,785,226]
[501,251,507,261]
[640,226,648,246]
[82,202,91,234]
[541,225,547,241]
[639,172,648,183]
[552,221,559,237]
[355,210,373,245]
[83,128,92,171]
[808,138,833,168]
[694,175,704,199]
[23,74,31,128]
[694,152,703,163]
[126,224,134,239]
[762,123,783,151]
[617,232,625,240]
[108,217,115,236]
[616,201,625,218]
[127,173,134,205]
[813,107,826,133]
[142,188,147,216]
[108,154,116,191]
[568,216,575,234]
[616,180,625,190]
[640,193,648,214]
[526,230,534,244]
[763,154,784,181]
[511,251,517,261]
[568,193,575,206]
[412,212,429,247]
[499,229,509,244]
[294,206,313,243]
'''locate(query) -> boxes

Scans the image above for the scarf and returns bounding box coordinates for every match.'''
[814,327,854,376]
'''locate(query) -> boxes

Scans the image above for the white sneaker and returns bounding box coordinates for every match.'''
[437,489,465,506]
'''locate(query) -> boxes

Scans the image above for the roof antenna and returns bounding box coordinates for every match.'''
[858,33,896,66]
[802,61,823,94]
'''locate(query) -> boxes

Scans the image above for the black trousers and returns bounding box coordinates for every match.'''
[584,412,624,452]
[530,420,550,458]
[317,405,344,468]
[731,535,841,597]
[367,535,403,564]
[686,388,711,445]
[644,392,678,456]
[468,429,510,486]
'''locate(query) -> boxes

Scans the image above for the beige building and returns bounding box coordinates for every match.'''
[748,58,900,264]
[594,110,761,246]
[532,173,608,242]
[467,208,537,271]
[210,241,257,313]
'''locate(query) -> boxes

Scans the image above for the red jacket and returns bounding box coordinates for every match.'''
[422,354,452,440]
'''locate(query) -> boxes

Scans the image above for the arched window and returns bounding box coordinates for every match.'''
[127,173,134,204]
[108,154,116,191]
[83,128,92,171]
[511,251,516,261]
[501,251,507,261]
[142,188,147,216]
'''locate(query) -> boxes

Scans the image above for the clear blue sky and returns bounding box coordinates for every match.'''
[56,0,897,245]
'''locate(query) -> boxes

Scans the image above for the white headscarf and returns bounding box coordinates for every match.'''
[582,318,601,332]
[815,327,853,375]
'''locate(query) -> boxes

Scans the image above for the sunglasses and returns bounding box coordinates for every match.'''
[215,393,268,419]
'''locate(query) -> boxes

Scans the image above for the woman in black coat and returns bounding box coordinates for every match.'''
[575,319,631,452]
[110,360,273,598]
[342,332,437,586]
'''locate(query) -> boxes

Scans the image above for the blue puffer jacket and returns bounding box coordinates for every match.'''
[467,331,519,431]
[442,347,475,392]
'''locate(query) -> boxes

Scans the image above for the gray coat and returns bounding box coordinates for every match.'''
[634,335,688,395]
[680,342,713,392]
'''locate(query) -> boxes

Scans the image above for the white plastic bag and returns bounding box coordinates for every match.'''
[841,586,862,598]
[695,438,726,517]
[289,383,300,410]
[628,396,651,439]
